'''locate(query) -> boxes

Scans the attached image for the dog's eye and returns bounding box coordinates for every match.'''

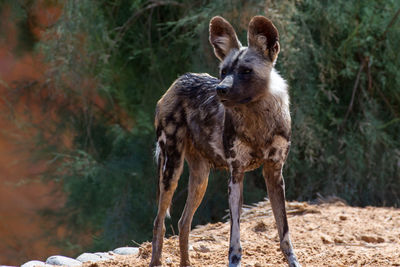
[242,68,252,74]
[221,69,227,76]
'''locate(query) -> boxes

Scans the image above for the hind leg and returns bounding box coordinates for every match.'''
[178,153,210,266]
[150,133,185,267]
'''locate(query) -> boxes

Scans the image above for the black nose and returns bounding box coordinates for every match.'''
[216,84,229,95]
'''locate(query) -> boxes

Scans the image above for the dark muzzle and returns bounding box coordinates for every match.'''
[216,84,229,95]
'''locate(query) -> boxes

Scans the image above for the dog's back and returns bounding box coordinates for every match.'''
[155,73,226,171]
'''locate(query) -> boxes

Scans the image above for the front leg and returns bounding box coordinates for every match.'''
[263,162,300,267]
[228,169,244,267]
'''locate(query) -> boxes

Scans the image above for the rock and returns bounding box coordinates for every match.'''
[320,233,333,244]
[113,247,140,255]
[94,252,115,260]
[193,244,210,253]
[46,255,82,266]
[339,215,347,220]
[361,235,374,243]
[76,253,102,263]
[361,235,384,243]
[334,237,344,243]
[21,260,48,267]
[165,257,173,264]
[253,221,267,232]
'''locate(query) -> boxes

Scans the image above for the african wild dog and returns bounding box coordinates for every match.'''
[150,16,301,267]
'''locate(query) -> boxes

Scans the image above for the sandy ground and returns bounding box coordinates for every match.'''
[82,200,400,267]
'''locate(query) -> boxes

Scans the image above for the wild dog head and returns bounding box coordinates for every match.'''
[209,16,280,106]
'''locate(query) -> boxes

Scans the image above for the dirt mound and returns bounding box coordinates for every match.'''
[82,201,400,266]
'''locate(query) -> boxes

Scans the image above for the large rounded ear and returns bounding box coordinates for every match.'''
[247,16,280,62]
[209,16,241,61]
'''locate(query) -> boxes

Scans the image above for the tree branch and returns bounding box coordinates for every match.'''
[340,58,366,129]
[112,0,184,51]
[379,6,400,42]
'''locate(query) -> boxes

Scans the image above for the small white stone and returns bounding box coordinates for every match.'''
[76,253,102,262]
[21,260,48,267]
[46,255,82,266]
[94,252,115,259]
[112,247,139,255]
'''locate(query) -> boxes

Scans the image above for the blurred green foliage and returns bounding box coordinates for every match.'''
[4,0,400,255]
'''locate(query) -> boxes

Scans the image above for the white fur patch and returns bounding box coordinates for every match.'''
[269,68,290,124]
[238,46,248,57]
[269,68,289,108]
[157,131,167,172]
[154,142,161,162]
